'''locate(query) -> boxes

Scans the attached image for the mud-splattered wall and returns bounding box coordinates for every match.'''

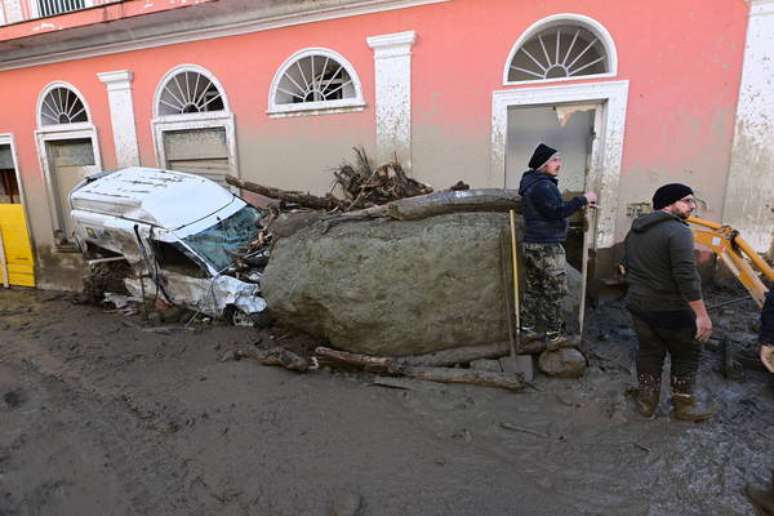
[723,0,774,253]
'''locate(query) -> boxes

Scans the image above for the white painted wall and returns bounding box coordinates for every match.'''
[723,0,774,253]
[98,70,140,169]
[367,31,415,167]
[2,0,24,24]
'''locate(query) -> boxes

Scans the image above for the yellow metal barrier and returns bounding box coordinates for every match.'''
[0,204,36,287]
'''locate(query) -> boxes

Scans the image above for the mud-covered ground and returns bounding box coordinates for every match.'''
[0,286,772,516]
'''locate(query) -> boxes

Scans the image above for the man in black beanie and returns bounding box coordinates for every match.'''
[623,183,716,421]
[518,143,597,342]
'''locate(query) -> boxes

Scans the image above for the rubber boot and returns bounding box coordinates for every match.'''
[634,374,660,418]
[746,471,774,515]
[671,392,718,422]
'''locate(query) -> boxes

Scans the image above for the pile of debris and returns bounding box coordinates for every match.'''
[223,334,586,393]
[225,147,464,275]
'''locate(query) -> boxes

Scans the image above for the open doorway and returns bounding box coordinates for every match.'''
[0,137,35,287]
[0,144,19,204]
[45,138,99,246]
[506,102,598,334]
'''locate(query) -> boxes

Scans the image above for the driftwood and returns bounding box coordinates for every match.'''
[397,336,580,367]
[315,347,393,372]
[399,366,523,391]
[221,347,311,372]
[326,189,522,224]
[333,147,433,210]
[315,346,524,391]
[226,175,341,211]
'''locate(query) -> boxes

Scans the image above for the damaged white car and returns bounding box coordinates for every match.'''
[69,167,268,325]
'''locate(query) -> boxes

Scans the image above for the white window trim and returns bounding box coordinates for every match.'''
[491,80,629,250]
[151,113,239,178]
[34,125,102,247]
[153,64,231,119]
[267,47,366,118]
[502,13,619,87]
[36,81,93,129]
[151,64,240,179]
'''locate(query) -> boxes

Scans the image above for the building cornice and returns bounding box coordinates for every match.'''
[0,0,449,72]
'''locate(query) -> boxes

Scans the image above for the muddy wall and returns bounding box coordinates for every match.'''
[723,1,774,254]
[0,0,751,289]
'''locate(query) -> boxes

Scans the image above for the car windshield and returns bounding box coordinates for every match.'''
[181,205,262,272]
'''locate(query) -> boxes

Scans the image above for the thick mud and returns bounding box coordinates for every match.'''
[0,287,772,515]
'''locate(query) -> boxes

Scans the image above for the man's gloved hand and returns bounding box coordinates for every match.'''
[761,344,774,374]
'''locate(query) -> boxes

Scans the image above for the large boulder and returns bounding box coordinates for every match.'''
[262,212,583,355]
[262,213,510,355]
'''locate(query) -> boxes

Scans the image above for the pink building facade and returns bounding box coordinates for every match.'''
[0,0,771,290]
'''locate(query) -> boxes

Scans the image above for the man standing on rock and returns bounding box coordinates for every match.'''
[518,143,597,342]
[624,183,716,422]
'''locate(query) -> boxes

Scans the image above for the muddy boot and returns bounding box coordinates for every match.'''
[746,472,774,515]
[634,374,660,418]
[671,376,718,422]
[672,393,717,422]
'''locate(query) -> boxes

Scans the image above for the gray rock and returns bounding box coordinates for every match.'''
[262,213,511,355]
[537,347,587,378]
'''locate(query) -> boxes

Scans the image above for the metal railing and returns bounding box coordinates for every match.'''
[0,0,123,26]
[38,0,85,17]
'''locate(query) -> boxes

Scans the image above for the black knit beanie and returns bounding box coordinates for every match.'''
[528,143,558,170]
[652,183,693,210]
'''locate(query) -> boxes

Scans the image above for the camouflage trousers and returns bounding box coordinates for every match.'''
[520,242,568,334]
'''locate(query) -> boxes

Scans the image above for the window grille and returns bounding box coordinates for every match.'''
[37,0,86,18]
[40,87,88,126]
[508,25,608,82]
[157,71,224,116]
[275,54,355,105]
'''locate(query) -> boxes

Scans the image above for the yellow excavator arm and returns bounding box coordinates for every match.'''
[688,216,773,309]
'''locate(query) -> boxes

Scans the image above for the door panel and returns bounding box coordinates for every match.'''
[0,205,35,287]
[163,127,231,186]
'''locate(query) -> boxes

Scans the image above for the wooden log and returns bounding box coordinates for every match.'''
[399,342,512,367]
[396,336,579,367]
[315,346,394,372]
[226,175,341,211]
[327,189,521,223]
[399,366,524,392]
[315,346,523,391]
[223,347,311,372]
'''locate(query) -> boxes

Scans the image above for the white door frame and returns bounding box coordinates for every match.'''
[491,80,629,250]
[35,122,102,245]
[151,112,239,178]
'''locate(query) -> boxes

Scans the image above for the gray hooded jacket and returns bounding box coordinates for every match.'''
[624,211,702,311]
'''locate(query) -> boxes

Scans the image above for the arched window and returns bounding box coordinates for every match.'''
[268,48,365,116]
[157,69,225,116]
[152,65,237,186]
[39,85,89,126]
[504,14,617,85]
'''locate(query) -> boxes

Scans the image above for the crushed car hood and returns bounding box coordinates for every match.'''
[70,167,236,230]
